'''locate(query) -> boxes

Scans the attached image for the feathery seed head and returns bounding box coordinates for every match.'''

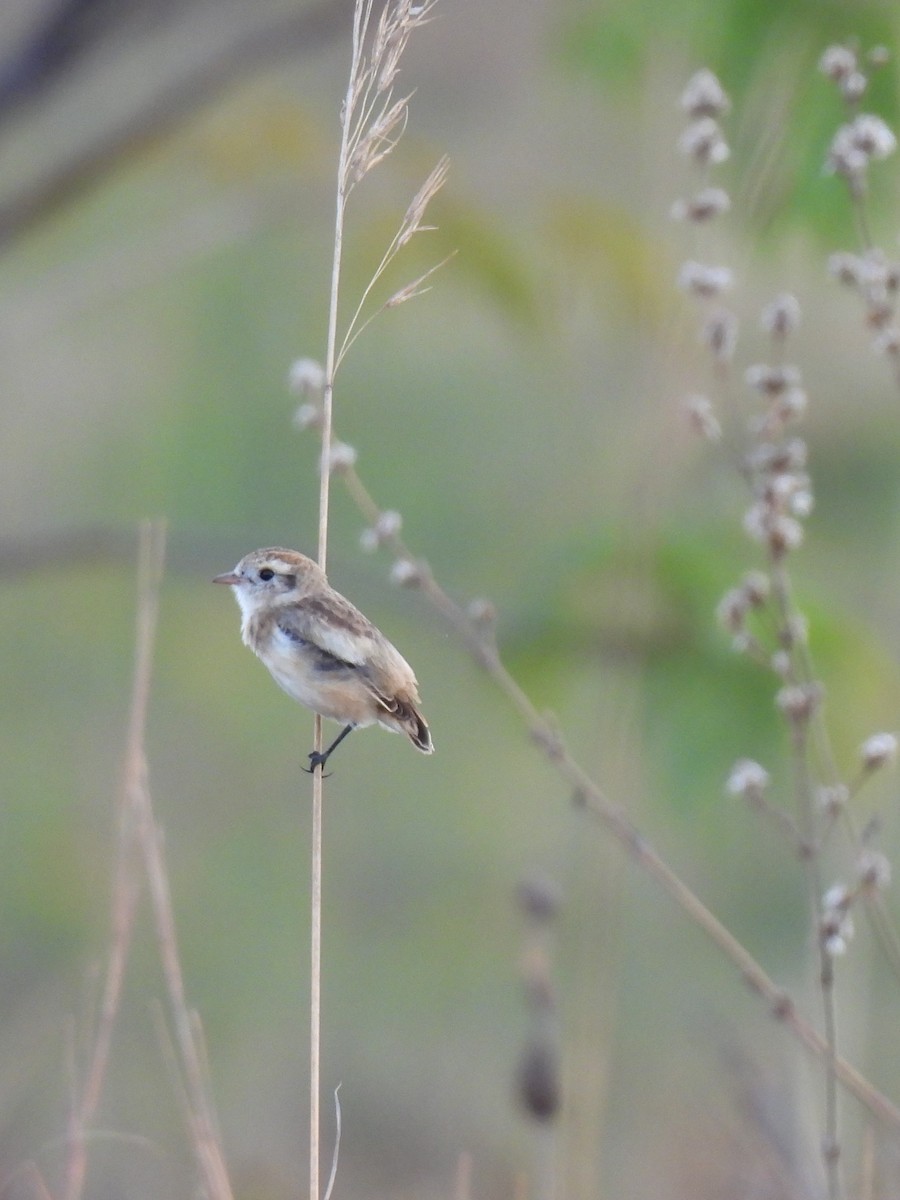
[716,588,748,633]
[776,682,822,724]
[860,732,898,770]
[678,261,733,298]
[857,849,891,892]
[822,911,854,957]
[770,650,792,679]
[741,571,771,607]
[680,69,730,118]
[849,114,897,160]
[821,882,854,956]
[670,187,731,223]
[397,155,450,247]
[743,506,805,556]
[819,45,857,82]
[827,114,896,182]
[322,440,358,474]
[293,403,323,432]
[745,364,802,395]
[360,510,403,552]
[841,71,868,103]
[678,117,730,165]
[782,613,809,648]
[390,557,425,587]
[726,758,770,801]
[288,357,326,397]
[760,293,802,337]
[817,784,849,816]
[823,883,851,912]
[776,388,809,424]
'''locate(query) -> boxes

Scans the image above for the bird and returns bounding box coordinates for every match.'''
[214,547,433,770]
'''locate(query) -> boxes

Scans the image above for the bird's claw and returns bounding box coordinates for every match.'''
[303,751,332,777]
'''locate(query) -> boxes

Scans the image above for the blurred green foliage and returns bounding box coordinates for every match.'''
[557,0,900,238]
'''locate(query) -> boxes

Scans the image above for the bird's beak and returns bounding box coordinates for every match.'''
[213,571,241,585]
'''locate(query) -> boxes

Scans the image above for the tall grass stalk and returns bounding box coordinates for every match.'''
[307,3,443,1194]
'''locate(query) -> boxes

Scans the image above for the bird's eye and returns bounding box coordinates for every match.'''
[259,568,275,581]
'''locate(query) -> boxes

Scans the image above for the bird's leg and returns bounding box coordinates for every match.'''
[306,724,355,772]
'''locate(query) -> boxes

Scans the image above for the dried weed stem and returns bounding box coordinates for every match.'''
[677,65,851,1193]
[332,454,900,1134]
[131,524,232,1200]
[309,5,442,1196]
[61,525,157,1200]
[63,521,232,1199]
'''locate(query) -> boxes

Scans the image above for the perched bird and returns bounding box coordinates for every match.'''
[214,547,433,770]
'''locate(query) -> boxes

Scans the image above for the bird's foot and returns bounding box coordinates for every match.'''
[303,750,332,776]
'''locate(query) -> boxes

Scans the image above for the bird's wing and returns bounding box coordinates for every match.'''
[276,594,382,669]
[277,594,419,707]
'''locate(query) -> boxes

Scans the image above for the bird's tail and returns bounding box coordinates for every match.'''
[398,700,434,754]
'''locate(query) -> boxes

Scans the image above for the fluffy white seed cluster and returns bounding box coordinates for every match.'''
[670,187,731,223]
[760,293,801,338]
[775,683,823,727]
[828,249,900,352]
[359,509,403,552]
[677,69,730,167]
[725,758,770,801]
[827,114,897,184]
[820,885,854,957]
[715,570,771,643]
[678,116,730,165]
[816,783,849,817]
[673,69,735,438]
[677,261,733,298]
[288,357,326,397]
[820,46,900,361]
[321,440,358,474]
[681,68,731,118]
[820,44,895,192]
[389,557,425,587]
[739,297,814,558]
[857,849,892,892]
[820,845,893,956]
[860,732,899,770]
[289,358,327,430]
[819,45,867,101]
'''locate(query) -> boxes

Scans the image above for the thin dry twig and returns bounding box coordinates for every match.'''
[61,520,162,1200]
[98,521,233,1200]
[333,459,900,1133]
[136,803,233,1199]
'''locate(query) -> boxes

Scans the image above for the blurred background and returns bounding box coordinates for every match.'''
[4,0,900,1196]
